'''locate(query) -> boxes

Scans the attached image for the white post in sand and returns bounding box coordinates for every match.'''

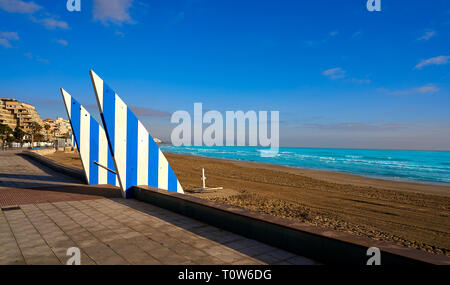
[191,168,222,192]
[201,168,206,189]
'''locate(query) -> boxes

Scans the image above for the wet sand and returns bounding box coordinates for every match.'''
[46,151,450,256]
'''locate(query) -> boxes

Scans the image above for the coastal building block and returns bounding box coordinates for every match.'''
[0,98,44,132]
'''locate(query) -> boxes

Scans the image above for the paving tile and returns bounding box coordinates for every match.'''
[202,245,247,263]
[192,255,229,265]
[26,256,61,265]
[146,247,175,261]
[0,256,26,265]
[81,244,128,265]
[161,254,193,265]
[106,240,156,265]
[128,236,162,253]
[94,254,129,265]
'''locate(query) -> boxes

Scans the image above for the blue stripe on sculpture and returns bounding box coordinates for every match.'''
[70,97,81,151]
[89,118,99,185]
[126,109,138,191]
[168,165,177,192]
[102,83,116,153]
[148,136,159,188]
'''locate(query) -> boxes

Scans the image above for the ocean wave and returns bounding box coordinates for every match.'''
[161,146,450,185]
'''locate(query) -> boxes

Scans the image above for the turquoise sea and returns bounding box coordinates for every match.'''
[160,146,450,185]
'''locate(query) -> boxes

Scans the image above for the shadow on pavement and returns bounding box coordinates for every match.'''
[111,198,310,265]
[0,153,122,200]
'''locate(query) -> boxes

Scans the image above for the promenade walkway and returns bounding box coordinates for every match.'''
[0,150,316,265]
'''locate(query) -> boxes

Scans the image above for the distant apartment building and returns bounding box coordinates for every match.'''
[0,98,44,132]
[42,117,72,138]
[42,118,56,139]
[54,117,71,137]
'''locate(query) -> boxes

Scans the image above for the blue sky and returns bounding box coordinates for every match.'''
[0,0,449,149]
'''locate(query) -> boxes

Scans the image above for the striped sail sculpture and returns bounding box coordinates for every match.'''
[90,70,184,198]
[61,89,119,186]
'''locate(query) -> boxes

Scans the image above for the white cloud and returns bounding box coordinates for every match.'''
[54,39,68,46]
[173,11,185,24]
[93,0,135,26]
[0,38,11,48]
[23,52,49,64]
[2,0,69,30]
[0,31,19,48]
[350,78,371,84]
[417,30,436,41]
[416,85,439,94]
[415,55,450,69]
[323,67,346,80]
[33,17,69,30]
[352,30,363,38]
[115,31,125,37]
[388,84,439,96]
[304,122,408,132]
[0,0,41,14]
[36,56,49,64]
[0,31,19,40]
[329,30,339,37]
[305,30,339,47]
[323,67,370,84]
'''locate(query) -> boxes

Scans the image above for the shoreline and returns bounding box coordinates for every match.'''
[160,147,450,188]
[163,152,450,197]
[159,143,450,152]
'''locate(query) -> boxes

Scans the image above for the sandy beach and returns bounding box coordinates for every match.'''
[45,151,450,256]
